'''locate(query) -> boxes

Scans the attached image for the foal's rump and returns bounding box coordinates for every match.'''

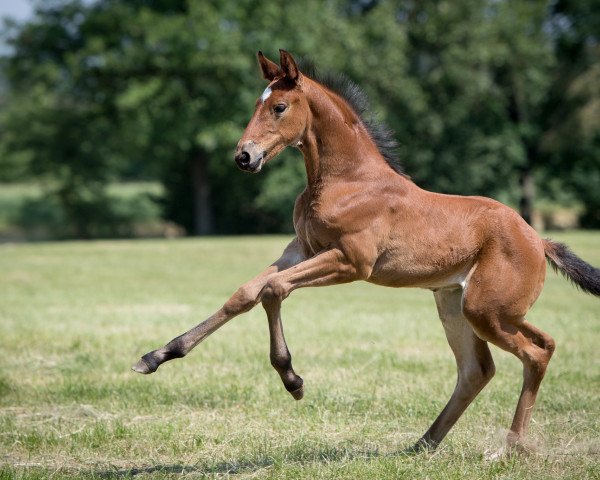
[460,197,600,299]
[427,198,548,319]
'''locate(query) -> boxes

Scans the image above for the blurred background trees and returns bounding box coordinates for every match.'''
[0,0,598,239]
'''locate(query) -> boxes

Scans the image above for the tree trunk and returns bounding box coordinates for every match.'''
[519,167,534,226]
[189,150,213,235]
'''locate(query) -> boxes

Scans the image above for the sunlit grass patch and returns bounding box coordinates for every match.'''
[0,232,598,478]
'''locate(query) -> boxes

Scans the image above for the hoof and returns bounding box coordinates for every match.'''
[290,385,304,400]
[401,438,438,455]
[131,353,158,374]
[484,446,506,461]
[485,441,532,461]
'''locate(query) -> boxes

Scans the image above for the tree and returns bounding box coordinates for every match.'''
[364,1,554,222]
[539,0,600,226]
[379,0,599,225]
[1,0,598,238]
[0,1,132,237]
[1,0,380,236]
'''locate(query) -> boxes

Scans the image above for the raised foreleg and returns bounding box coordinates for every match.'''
[132,238,305,375]
[263,295,304,399]
[132,243,363,401]
[256,246,365,397]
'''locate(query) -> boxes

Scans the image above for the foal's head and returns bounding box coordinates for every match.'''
[235,50,308,173]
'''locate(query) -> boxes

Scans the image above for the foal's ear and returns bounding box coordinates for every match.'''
[257,51,281,81]
[279,49,301,84]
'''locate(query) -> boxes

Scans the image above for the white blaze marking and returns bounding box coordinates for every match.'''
[260,86,272,103]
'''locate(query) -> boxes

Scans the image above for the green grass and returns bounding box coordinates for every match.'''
[0,232,599,479]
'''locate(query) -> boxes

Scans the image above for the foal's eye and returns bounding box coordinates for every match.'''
[273,104,287,114]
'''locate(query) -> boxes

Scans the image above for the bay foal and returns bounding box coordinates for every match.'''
[134,50,600,454]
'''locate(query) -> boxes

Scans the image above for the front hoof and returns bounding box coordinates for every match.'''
[290,384,304,400]
[131,353,159,374]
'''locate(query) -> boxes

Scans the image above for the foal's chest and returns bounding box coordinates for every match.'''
[293,193,345,257]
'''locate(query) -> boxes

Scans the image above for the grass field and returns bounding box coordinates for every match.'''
[1,232,599,479]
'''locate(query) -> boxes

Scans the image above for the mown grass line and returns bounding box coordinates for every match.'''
[0,232,599,479]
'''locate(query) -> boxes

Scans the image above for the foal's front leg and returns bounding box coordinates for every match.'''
[262,246,365,399]
[258,247,364,397]
[263,295,304,399]
[132,238,305,375]
[133,244,361,398]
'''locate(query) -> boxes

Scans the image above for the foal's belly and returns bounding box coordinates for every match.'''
[367,249,476,290]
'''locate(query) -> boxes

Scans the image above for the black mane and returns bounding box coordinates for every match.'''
[299,59,405,176]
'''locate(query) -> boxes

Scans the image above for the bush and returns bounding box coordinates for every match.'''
[2,183,165,240]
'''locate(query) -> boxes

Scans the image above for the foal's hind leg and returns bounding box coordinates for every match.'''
[466,314,555,455]
[462,255,555,455]
[413,288,495,451]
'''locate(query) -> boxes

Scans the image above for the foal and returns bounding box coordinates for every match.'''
[134,50,600,454]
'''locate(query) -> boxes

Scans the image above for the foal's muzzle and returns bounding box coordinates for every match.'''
[235,141,265,173]
[235,151,251,169]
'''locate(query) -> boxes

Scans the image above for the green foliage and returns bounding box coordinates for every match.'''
[0,0,598,237]
[0,182,163,240]
[254,151,306,233]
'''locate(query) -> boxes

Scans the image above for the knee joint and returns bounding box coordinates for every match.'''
[223,285,256,315]
[261,280,287,304]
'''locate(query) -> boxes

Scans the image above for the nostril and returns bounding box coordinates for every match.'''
[236,151,250,167]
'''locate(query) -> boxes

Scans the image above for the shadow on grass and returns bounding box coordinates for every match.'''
[93,445,423,478]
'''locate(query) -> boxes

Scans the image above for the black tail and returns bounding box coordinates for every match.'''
[543,239,600,296]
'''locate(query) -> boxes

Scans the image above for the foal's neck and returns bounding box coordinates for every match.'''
[299,78,388,190]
